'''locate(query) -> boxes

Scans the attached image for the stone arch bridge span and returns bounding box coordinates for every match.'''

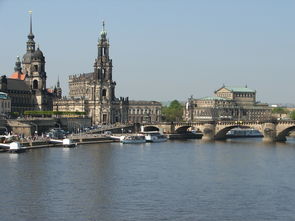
[142,120,295,142]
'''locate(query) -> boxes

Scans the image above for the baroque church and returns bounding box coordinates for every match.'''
[0,13,61,114]
[54,22,162,125]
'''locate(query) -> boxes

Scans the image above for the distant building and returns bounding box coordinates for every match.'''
[0,92,11,116]
[54,22,162,125]
[128,101,162,123]
[0,13,60,114]
[184,85,271,121]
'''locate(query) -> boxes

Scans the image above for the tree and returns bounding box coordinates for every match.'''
[162,100,183,122]
[272,107,287,119]
[272,107,287,114]
[290,111,295,120]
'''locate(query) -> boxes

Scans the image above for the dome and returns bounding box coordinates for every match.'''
[100,30,107,39]
[22,52,33,64]
[32,47,44,60]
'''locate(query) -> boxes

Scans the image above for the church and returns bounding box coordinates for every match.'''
[0,12,61,114]
[54,22,162,125]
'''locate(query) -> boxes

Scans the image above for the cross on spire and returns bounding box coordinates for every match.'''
[102,20,105,31]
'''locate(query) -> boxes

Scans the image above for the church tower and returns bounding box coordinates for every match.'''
[23,11,47,91]
[93,21,117,123]
[22,11,48,110]
[55,76,62,99]
[94,21,115,99]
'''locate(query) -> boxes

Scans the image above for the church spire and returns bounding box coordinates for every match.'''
[100,20,107,39]
[57,76,60,88]
[26,10,35,52]
[14,56,22,72]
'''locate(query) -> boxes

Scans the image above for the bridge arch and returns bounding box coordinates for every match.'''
[276,126,295,142]
[142,126,160,132]
[175,126,192,134]
[215,125,254,140]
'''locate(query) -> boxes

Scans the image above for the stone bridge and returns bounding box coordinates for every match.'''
[142,120,295,142]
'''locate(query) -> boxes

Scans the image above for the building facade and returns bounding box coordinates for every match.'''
[54,22,129,125]
[128,101,162,123]
[0,92,11,116]
[54,22,162,125]
[184,86,271,122]
[0,13,60,114]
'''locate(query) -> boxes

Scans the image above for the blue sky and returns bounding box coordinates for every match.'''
[0,0,294,103]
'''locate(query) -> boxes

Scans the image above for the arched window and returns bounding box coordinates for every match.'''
[33,80,38,89]
[102,89,106,96]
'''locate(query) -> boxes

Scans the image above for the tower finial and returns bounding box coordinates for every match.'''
[102,20,105,31]
[14,56,22,72]
[57,76,60,88]
[29,10,33,35]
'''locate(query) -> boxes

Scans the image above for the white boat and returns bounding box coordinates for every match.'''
[120,135,146,144]
[49,138,77,147]
[8,142,27,153]
[144,132,168,143]
[226,128,262,138]
[62,139,77,147]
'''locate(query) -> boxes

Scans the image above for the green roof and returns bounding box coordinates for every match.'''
[199,96,229,101]
[224,86,255,93]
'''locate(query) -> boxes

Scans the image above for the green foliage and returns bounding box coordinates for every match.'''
[272,107,287,114]
[24,110,86,116]
[10,112,19,118]
[290,111,295,120]
[162,100,183,122]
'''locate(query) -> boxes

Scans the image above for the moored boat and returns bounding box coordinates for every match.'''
[8,142,27,153]
[120,135,146,144]
[62,139,77,147]
[226,128,262,138]
[144,132,168,143]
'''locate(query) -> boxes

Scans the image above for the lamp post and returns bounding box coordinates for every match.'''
[72,121,82,136]
[30,122,38,136]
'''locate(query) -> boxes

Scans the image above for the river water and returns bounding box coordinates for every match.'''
[1,138,295,221]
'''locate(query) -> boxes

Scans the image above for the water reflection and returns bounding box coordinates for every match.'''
[1,139,295,220]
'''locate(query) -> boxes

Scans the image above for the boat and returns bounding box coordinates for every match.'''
[8,142,27,153]
[120,135,146,144]
[62,139,77,147]
[143,132,168,143]
[226,128,263,138]
[49,138,77,147]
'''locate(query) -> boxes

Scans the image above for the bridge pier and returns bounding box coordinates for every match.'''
[201,124,215,141]
[262,123,276,143]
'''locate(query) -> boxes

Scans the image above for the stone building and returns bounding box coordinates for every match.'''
[54,22,162,125]
[128,101,162,123]
[184,85,271,122]
[0,13,60,114]
[0,92,11,116]
[54,22,129,125]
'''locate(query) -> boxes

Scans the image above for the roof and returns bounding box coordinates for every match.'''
[9,72,26,80]
[129,100,162,106]
[199,96,229,101]
[7,78,31,91]
[0,92,8,100]
[224,86,255,93]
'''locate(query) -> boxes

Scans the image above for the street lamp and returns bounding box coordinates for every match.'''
[30,122,38,136]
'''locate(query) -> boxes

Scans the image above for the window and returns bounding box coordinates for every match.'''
[33,80,38,89]
[34,65,38,72]
[102,89,106,96]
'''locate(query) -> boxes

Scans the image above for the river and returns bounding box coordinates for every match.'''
[1,138,295,221]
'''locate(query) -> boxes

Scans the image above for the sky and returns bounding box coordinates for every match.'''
[0,0,294,104]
